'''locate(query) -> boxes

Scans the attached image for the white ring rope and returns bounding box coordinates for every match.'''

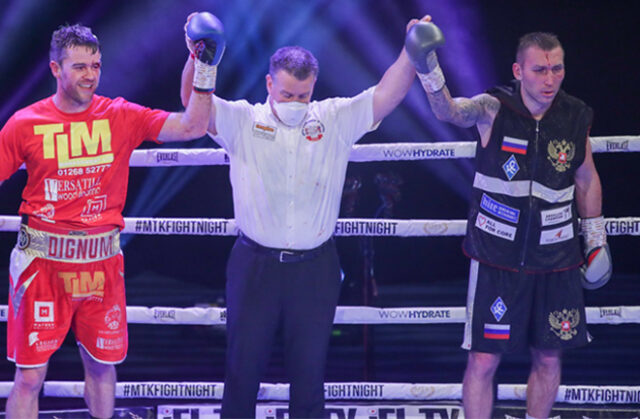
[1,304,638,325]
[0,216,639,236]
[8,137,639,170]
[132,136,640,166]
[0,381,629,404]
[117,136,640,167]
[2,379,640,404]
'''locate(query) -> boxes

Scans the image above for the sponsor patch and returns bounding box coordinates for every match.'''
[96,336,124,350]
[17,226,30,250]
[252,122,277,141]
[44,178,59,201]
[502,155,520,180]
[104,304,122,330]
[540,204,572,227]
[549,308,580,341]
[501,136,528,155]
[60,271,105,299]
[484,323,510,340]
[606,140,628,151]
[34,301,54,322]
[156,151,178,164]
[34,338,59,352]
[80,194,107,223]
[539,223,574,245]
[153,308,176,321]
[547,139,575,172]
[301,119,325,142]
[33,204,55,222]
[490,297,508,321]
[475,213,517,241]
[38,119,114,169]
[44,177,102,202]
[599,307,622,318]
[480,194,520,224]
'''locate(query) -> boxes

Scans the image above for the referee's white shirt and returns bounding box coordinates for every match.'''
[211,87,377,250]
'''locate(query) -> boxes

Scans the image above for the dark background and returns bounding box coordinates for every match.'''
[0,0,638,411]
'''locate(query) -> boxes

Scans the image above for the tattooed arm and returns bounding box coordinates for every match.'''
[426,86,500,147]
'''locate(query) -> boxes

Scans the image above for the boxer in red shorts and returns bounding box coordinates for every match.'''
[8,218,128,368]
[0,19,223,418]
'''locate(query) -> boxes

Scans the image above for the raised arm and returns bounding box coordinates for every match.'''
[181,55,218,136]
[428,88,498,130]
[163,12,225,142]
[158,78,212,142]
[372,48,415,125]
[404,18,499,145]
[372,17,434,124]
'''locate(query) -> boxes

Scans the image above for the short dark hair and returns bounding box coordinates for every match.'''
[269,46,319,81]
[516,32,562,64]
[50,23,100,63]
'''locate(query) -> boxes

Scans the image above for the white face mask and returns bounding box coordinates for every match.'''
[272,99,309,127]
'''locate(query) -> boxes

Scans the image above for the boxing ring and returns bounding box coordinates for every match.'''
[1,136,639,418]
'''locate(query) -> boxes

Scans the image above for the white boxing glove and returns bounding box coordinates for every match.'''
[580,216,612,290]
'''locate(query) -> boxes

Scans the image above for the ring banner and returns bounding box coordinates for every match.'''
[0,381,627,404]
[11,137,640,172]
[3,305,640,325]
[157,402,463,419]
[1,216,639,236]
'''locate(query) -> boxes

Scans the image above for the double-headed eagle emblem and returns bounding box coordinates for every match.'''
[549,308,580,340]
[547,139,575,172]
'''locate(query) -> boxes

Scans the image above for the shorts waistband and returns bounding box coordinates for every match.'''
[238,232,333,263]
[21,214,116,235]
[17,223,121,263]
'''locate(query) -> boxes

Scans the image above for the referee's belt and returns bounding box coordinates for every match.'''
[17,215,120,263]
[238,232,332,263]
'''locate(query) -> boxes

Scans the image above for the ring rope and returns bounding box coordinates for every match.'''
[8,136,639,171]
[1,381,638,404]
[123,136,640,167]
[1,305,638,325]
[0,216,639,236]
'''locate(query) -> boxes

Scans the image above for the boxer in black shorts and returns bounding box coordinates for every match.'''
[406,24,611,419]
[463,260,590,354]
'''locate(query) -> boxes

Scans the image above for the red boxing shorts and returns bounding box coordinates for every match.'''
[7,247,128,367]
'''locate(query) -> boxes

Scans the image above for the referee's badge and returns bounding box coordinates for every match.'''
[301,119,325,142]
[252,122,277,141]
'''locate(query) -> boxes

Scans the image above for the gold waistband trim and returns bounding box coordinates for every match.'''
[17,224,120,263]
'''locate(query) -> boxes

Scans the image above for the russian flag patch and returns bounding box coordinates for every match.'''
[501,136,528,155]
[484,323,510,340]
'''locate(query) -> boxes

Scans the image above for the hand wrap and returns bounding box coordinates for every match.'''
[580,216,612,290]
[187,12,226,93]
[405,22,446,93]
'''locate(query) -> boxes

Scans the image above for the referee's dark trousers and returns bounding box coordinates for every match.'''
[220,233,342,419]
